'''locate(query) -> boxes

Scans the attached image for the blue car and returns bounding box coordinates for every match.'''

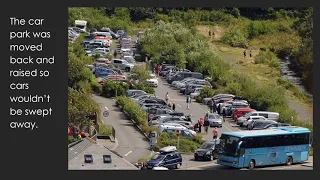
[94,68,116,77]
[145,146,182,169]
[116,30,125,36]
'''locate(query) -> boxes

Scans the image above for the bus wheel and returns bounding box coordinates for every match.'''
[286,156,293,165]
[248,160,255,170]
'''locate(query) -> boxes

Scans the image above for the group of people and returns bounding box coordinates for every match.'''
[243,49,253,58]
[193,117,219,140]
[152,65,161,76]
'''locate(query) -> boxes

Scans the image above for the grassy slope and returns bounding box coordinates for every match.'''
[196,25,313,122]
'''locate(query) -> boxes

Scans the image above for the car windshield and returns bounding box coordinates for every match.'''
[209,114,220,119]
[151,154,165,161]
[218,134,240,157]
[200,143,214,149]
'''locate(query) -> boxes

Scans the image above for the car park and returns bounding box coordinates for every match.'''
[194,140,220,161]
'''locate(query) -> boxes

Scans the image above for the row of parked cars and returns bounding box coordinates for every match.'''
[125,89,202,139]
[158,63,291,131]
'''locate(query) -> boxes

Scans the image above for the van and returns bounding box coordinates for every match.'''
[74,20,87,33]
[237,111,279,126]
[168,72,204,84]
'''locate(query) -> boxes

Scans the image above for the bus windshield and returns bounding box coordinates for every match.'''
[218,134,240,157]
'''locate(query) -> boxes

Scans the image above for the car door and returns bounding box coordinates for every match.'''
[162,154,174,169]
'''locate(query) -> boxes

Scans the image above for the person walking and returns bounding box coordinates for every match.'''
[165,92,169,103]
[203,118,210,135]
[186,95,191,110]
[198,120,202,133]
[156,65,161,77]
[243,50,247,58]
[152,66,156,74]
[172,102,176,111]
[213,100,217,113]
[249,50,252,58]
[217,103,221,115]
[113,50,118,58]
[213,127,219,140]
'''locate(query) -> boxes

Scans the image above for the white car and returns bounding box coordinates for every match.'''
[243,116,268,127]
[147,74,158,87]
[190,88,202,99]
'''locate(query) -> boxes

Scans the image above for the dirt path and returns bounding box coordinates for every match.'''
[197,25,313,122]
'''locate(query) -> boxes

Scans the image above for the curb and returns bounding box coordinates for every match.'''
[118,105,150,141]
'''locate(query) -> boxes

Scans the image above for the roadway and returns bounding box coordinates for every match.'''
[92,94,150,163]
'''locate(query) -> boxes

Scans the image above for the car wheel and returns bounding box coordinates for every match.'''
[210,155,214,161]
[176,163,181,169]
[248,160,255,170]
[125,67,130,72]
[286,156,293,165]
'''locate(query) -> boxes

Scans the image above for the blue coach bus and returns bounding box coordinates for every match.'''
[217,126,311,169]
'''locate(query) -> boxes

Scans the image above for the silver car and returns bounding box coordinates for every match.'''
[204,113,222,127]
[111,59,135,72]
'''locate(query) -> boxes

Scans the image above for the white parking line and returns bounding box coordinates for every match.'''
[110,138,119,150]
[177,104,181,107]
[105,106,109,111]
[124,151,132,157]
[195,103,209,113]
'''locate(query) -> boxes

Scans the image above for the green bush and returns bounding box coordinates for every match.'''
[155,133,203,153]
[198,86,216,101]
[247,20,276,39]
[101,80,129,98]
[220,28,248,48]
[99,124,112,136]
[132,84,155,94]
[254,50,280,69]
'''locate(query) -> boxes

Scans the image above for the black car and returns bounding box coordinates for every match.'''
[194,140,220,161]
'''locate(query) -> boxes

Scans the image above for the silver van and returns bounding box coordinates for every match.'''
[237,111,279,126]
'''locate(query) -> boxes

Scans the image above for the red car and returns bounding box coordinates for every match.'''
[233,108,255,121]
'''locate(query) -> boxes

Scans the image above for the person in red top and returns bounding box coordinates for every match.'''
[156,65,160,76]
[213,127,219,140]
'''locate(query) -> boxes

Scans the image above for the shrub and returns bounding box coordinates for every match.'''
[99,124,112,136]
[155,133,203,153]
[198,86,216,100]
[254,50,280,69]
[101,80,129,98]
[220,28,248,48]
[132,84,155,94]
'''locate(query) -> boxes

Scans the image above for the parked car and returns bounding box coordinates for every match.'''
[123,56,136,64]
[174,78,197,89]
[190,88,202,99]
[146,74,159,87]
[251,120,290,130]
[125,90,146,97]
[141,103,169,111]
[185,83,206,95]
[158,124,196,139]
[243,116,269,127]
[223,102,249,117]
[151,116,189,127]
[237,111,280,126]
[194,140,220,161]
[202,94,235,105]
[204,113,223,127]
[145,146,182,169]
[116,30,125,37]
[232,108,255,121]
[171,77,195,87]
[110,59,135,72]
[147,108,175,121]
[94,68,117,78]
[167,72,204,84]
